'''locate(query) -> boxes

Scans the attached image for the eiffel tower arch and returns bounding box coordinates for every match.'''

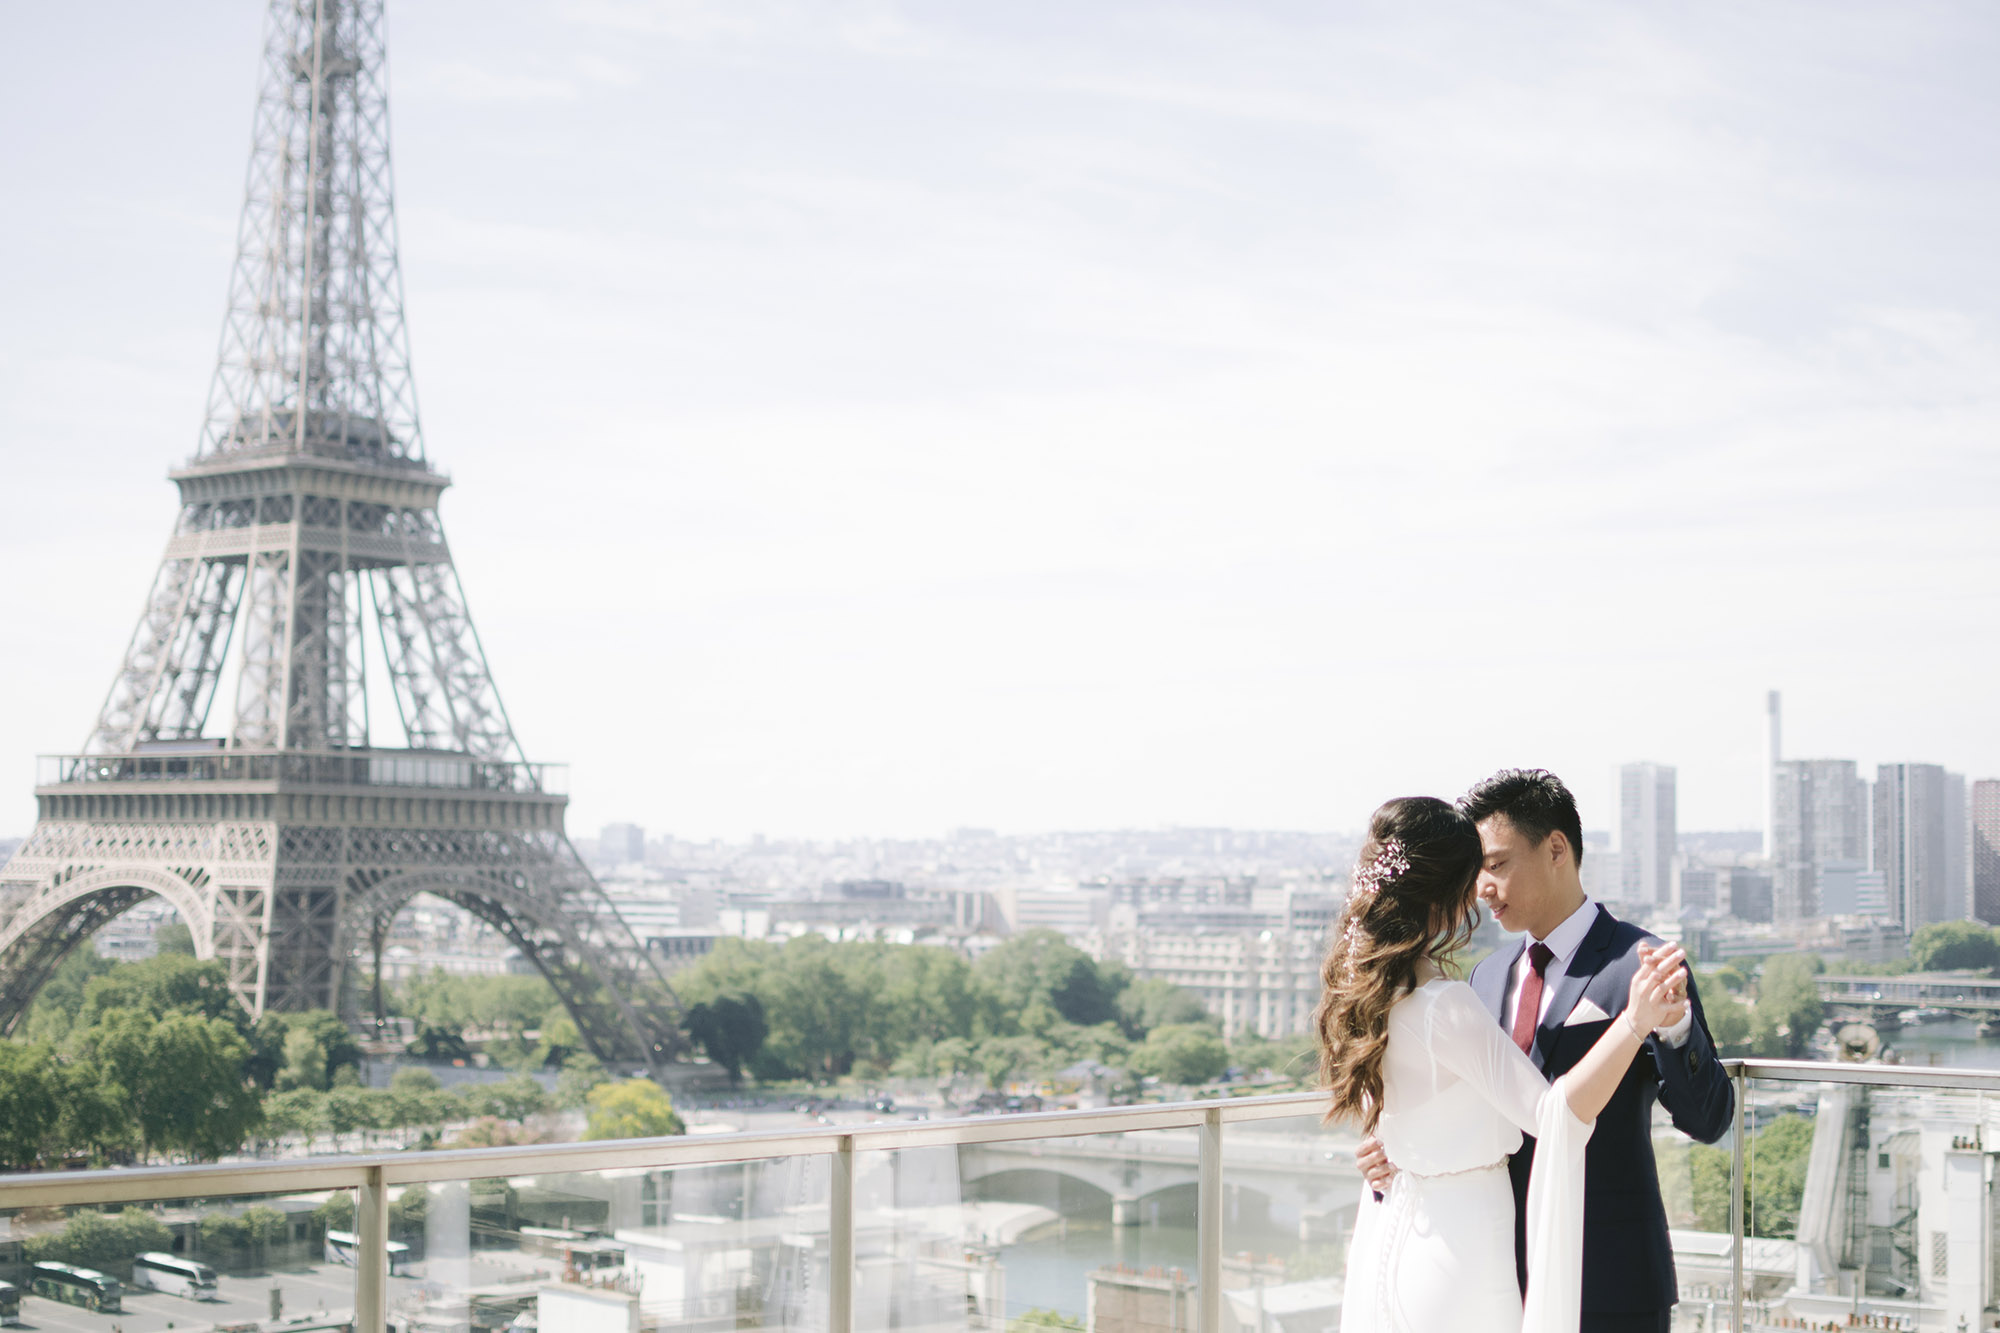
[0,0,685,1066]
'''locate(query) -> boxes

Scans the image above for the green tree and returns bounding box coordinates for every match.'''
[1116,979,1212,1038]
[19,948,117,1043]
[200,1211,250,1259]
[275,1011,364,1090]
[80,954,240,1028]
[1688,1142,1732,1231]
[154,922,197,956]
[0,1040,64,1169]
[487,1072,552,1121]
[1229,1032,1316,1082]
[974,1035,1047,1088]
[583,1079,686,1140]
[975,930,1125,1030]
[390,1187,429,1240]
[400,971,558,1037]
[683,993,769,1084]
[391,1067,444,1096]
[1010,1312,1084,1333]
[241,1205,287,1266]
[407,1024,473,1063]
[1749,954,1825,1058]
[315,1192,357,1232]
[24,1209,174,1274]
[1130,1023,1230,1085]
[1909,921,2000,973]
[1701,987,1752,1049]
[54,1055,134,1162]
[876,946,979,1049]
[1746,1114,1815,1237]
[555,1053,609,1109]
[264,1088,330,1151]
[77,1008,262,1159]
[327,1085,393,1146]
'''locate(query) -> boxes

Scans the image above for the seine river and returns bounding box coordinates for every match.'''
[1876,1016,2000,1069]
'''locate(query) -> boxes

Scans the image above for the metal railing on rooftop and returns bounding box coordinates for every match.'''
[5,1062,1997,1333]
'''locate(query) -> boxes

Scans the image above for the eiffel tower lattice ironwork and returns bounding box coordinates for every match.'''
[0,0,684,1065]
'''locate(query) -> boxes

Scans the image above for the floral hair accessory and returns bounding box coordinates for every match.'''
[1335,839,1412,982]
[1350,838,1411,899]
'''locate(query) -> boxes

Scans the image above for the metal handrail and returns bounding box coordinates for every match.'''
[1722,1056,2000,1091]
[0,1091,1325,1207]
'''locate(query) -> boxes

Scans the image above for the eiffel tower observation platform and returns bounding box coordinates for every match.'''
[0,0,683,1067]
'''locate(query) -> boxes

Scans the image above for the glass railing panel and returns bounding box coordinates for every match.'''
[1730,1073,1998,1333]
[400,1158,830,1333]
[0,1188,358,1332]
[853,1122,1203,1332]
[1217,1110,1355,1333]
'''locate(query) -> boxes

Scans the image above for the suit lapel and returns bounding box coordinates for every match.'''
[1474,938,1524,1025]
[1531,904,1614,1069]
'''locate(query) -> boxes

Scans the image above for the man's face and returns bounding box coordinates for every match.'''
[1475,814,1565,939]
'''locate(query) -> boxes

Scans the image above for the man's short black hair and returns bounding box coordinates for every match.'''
[1460,769,1585,866]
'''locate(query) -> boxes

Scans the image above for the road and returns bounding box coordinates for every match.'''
[10,1264,417,1333]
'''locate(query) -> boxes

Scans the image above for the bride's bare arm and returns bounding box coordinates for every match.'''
[1557,946,1685,1123]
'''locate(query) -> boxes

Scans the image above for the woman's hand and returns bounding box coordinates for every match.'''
[1624,944,1686,1035]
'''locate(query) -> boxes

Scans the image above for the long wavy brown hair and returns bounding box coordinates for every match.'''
[1314,796,1483,1132]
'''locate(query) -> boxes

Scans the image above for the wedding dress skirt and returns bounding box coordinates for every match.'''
[1338,979,1593,1333]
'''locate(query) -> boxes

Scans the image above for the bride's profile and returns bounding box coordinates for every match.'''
[1318,797,1683,1333]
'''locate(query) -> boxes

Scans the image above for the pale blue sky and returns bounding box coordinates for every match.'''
[3,2,1997,839]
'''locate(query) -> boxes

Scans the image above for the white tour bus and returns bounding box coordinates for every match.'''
[130,1253,220,1300]
[324,1230,412,1275]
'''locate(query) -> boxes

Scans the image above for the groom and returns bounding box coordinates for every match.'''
[1356,769,1734,1333]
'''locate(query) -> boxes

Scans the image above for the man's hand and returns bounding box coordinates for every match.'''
[1356,1134,1395,1196]
[1638,943,1691,1030]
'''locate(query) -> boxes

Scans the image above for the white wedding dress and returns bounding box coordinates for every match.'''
[1339,977,1594,1333]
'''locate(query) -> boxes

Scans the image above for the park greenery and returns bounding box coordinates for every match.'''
[15,913,1986,1170]
[668,930,1297,1090]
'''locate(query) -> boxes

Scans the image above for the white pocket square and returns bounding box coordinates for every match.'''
[1564,999,1611,1026]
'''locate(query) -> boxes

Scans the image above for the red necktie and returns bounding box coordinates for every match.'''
[1511,942,1555,1053]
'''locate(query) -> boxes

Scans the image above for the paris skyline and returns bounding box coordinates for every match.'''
[4,1,1998,840]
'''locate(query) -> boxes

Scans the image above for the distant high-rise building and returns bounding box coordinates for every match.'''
[1975,781,2000,927]
[1764,690,1782,859]
[1723,866,1774,923]
[1771,759,1870,923]
[1874,764,1968,932]
[1617,763,1677,909]
[600,822,647,865]
[1672,861,1717,915]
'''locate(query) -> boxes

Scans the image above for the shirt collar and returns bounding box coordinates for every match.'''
[1527,896,1598,966]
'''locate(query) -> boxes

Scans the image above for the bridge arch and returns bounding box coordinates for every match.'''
[964,1166,1118,1216]
[0,863,215,1035]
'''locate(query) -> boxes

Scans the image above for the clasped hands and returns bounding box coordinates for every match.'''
[1353,944,1691,1196]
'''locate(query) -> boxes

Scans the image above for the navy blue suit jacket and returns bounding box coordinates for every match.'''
[1467,904,1733,1315]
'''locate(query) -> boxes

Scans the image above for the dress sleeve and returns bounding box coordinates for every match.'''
[1426,982,1593,1333]
[1424,981,1580,1136]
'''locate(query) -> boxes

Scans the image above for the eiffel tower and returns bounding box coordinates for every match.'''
[0,0,683,1065]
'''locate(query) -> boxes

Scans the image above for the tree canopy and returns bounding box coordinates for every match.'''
[583,1079,685,1140]
[1908,921,2000,973]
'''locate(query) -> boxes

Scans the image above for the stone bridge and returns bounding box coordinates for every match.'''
[957,1121,1363,1231]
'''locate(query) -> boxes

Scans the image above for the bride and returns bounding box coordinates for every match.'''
[1319,797,1685,1333]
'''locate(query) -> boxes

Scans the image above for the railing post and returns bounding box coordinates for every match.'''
[356,1165,388,1333]
[830,1136,854,1333]
[1198,1107,1222,1333]
[1730,1065,1746,1333]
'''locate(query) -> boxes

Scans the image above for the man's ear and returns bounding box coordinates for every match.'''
[1546,830,1571,869]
